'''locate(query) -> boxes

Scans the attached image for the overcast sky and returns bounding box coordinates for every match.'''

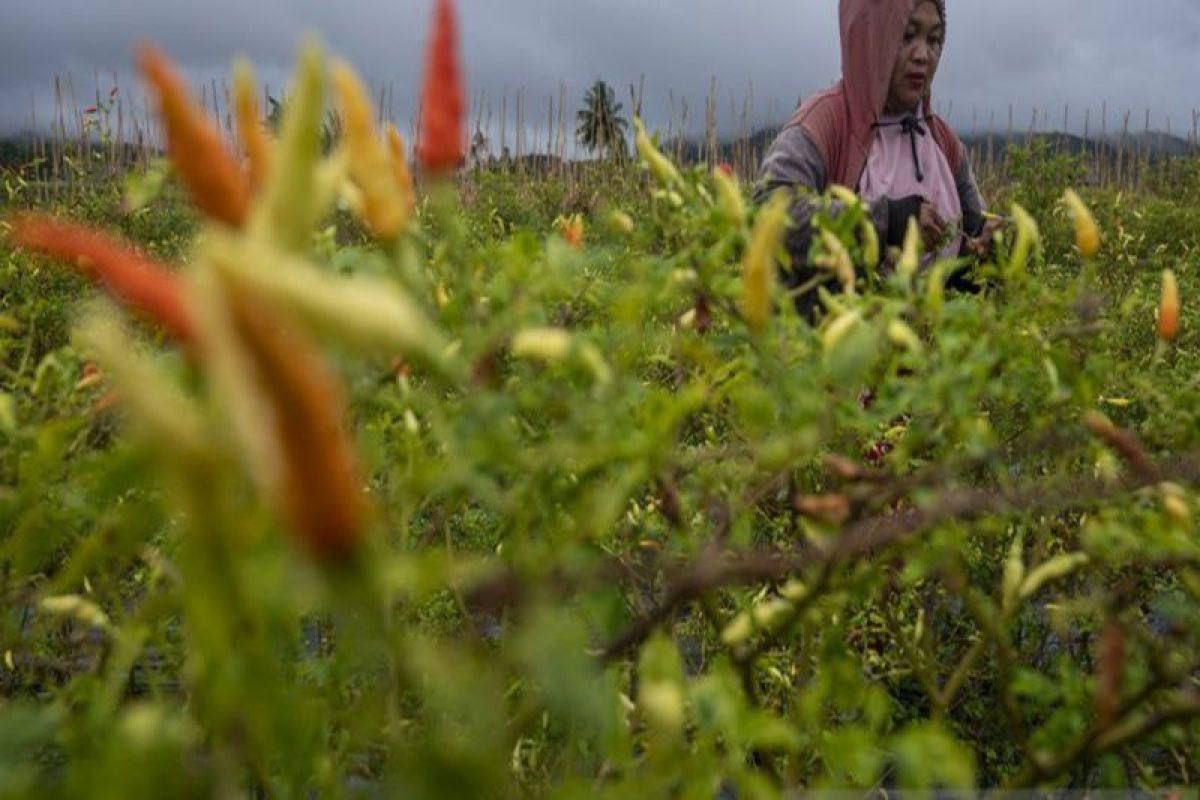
[2,0,1198,144]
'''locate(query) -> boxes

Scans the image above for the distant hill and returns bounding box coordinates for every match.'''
[670,126,1195,168]
[0,135,37,167]
[959,130,1194,159]
[1113,130,1194,157]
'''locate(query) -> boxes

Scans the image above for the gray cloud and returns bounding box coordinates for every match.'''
[1,0,1197,144]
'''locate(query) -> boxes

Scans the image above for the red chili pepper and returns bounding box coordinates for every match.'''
[138,45,251,228]
[9,212,195,344]
[229,295,368,563]
[417,0,465,175]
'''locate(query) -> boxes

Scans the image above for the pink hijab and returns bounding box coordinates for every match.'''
[786,0,965,190]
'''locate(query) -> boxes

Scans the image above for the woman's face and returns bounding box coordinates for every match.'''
[886,1,944,113]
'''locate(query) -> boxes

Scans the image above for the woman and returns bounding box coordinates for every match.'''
[756,0,1001,318]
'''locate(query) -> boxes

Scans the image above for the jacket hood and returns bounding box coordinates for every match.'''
[840,0,945,132]
[788,0,959,187]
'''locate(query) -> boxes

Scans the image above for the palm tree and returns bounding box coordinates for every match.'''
[576,80,629,161]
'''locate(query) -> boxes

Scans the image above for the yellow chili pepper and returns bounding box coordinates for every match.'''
[253,40,326,252]
[741,191,791,332]
[860,216,880,270]
[332,62,409,239]
[385,123,417,222]
[897,217,920,279]
[822,309,862,352]
[713,166,745,224]
[1063,189,1101,259]
[634,118,682,187]
[819,229,856,293]
[608,210,635,236]
[1008,204,1039,279]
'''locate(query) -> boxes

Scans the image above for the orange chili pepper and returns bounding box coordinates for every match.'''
[9,212,195,343]
[559,214,584,250]
[138,45,251,227]
[229,294,368,562]
[1158,269,1179,343]
[233,59,272,191]
[75,361,105,391]
[93,389,120,416]
[417,0,465,175]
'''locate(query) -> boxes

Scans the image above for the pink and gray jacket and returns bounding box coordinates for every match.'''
[755,0,986,315]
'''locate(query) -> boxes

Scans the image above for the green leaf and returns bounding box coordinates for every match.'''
[889,723,977,791]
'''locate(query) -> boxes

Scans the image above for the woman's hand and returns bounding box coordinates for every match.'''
[886,197,946,251]
[918,202,945,251]
[964,216,1004,259]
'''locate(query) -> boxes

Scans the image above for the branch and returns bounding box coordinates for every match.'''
[1007,691,1200,788]
[464,445,1200,665]
[600,547,791,661]
[1084,412,1158,481]
[598,451,1200,663]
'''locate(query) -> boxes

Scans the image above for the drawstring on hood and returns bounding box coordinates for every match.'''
[873,113,928,182]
